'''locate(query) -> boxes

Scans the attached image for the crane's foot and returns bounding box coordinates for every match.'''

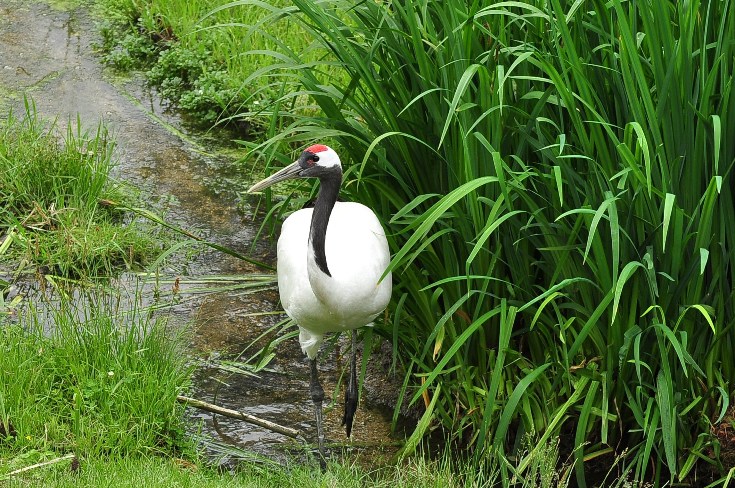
[341,331,358,438]
[310,358,327,471]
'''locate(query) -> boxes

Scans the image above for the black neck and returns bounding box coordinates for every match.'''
[309,170,342,277]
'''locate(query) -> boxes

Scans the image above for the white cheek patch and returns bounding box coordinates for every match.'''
[314,148,341,168]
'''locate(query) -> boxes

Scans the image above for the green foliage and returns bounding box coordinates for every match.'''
[94,0,293,130]
[146,46,206,89]
[1,451,500,488]
[145,47,248,126]
[98,26,158,71]
[0,294,192,460]
[240,0,735,484]
[0,100,164,278]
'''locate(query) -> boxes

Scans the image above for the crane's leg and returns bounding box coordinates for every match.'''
[342,330,358,437]
[309,358,326,470]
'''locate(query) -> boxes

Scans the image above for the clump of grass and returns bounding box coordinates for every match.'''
[0,100,164,278]
[238,0,735,485]
[95,0,332,133]
[0,293,192,463]
[3,442,520,487]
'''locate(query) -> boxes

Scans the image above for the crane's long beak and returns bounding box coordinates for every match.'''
[248,161,302,193]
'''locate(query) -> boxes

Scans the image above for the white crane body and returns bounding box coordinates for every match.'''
[247,144,392,465]
[277,202,392,359]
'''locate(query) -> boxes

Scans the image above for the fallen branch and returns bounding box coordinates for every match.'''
[176,395,302,439]
[8,453,76,476]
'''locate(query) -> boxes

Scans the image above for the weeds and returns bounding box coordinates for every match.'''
[0,99,165,278]
[0,292,192,463]
[146,47,246,126]
[98,27,158,71]
[94,0,335,133]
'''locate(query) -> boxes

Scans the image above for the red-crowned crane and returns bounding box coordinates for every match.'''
[248,144,392,465]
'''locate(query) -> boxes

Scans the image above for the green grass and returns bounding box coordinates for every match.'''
[95,0,323,131]
[232,0,735,485]
[2,453,488,488]
[0,99,166,279]
[0,294,192,463]
[2,440,577,487]
[0,287,567,487]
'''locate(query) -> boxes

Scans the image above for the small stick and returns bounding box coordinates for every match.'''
[176,395,302,439]
[8,453,76,476]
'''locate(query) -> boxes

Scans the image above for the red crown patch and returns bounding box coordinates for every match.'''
[306,144,329,154]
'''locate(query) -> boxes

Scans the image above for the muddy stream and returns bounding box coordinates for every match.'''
[0,0,402,467]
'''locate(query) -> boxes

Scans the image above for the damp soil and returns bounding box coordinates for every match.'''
[0,0,406,467]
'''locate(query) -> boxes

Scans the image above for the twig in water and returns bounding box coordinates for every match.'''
[176,395,302,439]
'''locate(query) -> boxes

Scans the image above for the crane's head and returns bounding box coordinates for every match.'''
[248,145,342,193]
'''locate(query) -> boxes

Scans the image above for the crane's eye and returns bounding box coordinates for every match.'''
[300,151,320,168]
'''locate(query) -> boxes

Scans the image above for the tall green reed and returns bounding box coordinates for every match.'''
[233,0,734,484]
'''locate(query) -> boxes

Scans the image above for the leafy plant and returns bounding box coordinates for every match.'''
[144,46,250,125]
[0,99,166,278]
[98,28,158,71]
[237,0,735,485]
[0,292,192,458]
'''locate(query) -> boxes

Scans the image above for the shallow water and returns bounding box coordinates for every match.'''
[0,0,401,467]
